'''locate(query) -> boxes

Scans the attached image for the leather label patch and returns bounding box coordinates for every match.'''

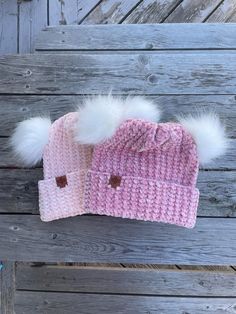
[56,175,68,188]
[109,175,122,189]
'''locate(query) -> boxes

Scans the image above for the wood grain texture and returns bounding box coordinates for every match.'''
[81,0,141,24]
[123,0,181,24]
[14,291,236,314]
[227,10,236,22]
[164,0,223,22]
[0,169,42,214]
[35,24,236,50]
[0,95,235,136]
[48,0,101,25]
[0,262,15,314]
[0,0,18,54]
[206,0,236,23]
[0,215,236,264]
[16,264,236,296]
[178,265,235,271]
[0,168,235,217]
[1,52,236,94]
[197,171,236,217]
[18,0,47,53]
[1,136,236,169]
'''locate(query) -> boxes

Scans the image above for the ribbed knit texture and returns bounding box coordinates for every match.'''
[38,113,93,222]
[85,120,200,228]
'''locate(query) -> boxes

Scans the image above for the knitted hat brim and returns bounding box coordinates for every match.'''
[39,169,87,222]
[84,170,199,229]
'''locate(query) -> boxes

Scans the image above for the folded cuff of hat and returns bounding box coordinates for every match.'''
[85,171,199,228]
[38,170,87,222]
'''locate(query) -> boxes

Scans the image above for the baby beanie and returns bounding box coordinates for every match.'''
[11,112,93,222]
[84,120,199,228]
[76,95,227,229]
[38,113,93,221]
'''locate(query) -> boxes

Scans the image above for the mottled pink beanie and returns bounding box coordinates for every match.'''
[84,120,199,228]
[76,95,227,228]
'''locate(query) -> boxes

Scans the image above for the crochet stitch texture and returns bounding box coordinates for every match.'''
[38,113,93,221]
[85,119,200,228]
[37,114,200,227]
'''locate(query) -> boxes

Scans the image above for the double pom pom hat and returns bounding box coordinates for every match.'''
[10,96,227,228]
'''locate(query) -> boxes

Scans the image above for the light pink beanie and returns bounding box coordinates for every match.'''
[38,113,93,221]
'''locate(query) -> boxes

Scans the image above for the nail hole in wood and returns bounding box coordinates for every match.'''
[147,74,158,84]
[52,233,57,239]
[10,226,19,231]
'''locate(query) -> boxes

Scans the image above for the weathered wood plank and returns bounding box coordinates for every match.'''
[0,262,15,314]
[81,0,142,24]
[0,169,42,214]
[197,171,236,217]
[164,0,222,23]
[1,136,235,170]
[114,263,178,269]
[59,263,178,269]
[0,215,236,264]
[16,264,236,296]
[0,0,18,54]
[227,11,236,22]
[206,0,236,23]
[35,24,236,51]
[14,292,236,314]
[0,95,235,137]
[1,52,236,94]
[0,168,235,217]
[178,265,235,271]
[18,0,47,53]
[123,0,181,24]
[49,0,101,25]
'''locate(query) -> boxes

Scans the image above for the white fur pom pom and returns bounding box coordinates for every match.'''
[179,113,228,165]
[75,95,162,144]
[123,96,161,123]
[75,95,124,144]
[10,117,51,167]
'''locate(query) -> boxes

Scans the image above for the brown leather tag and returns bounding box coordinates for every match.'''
[56,175,68,188]
[109,175,122,189]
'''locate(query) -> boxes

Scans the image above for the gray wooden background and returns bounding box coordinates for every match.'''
[1,1,236,313]
[1,0,236,54]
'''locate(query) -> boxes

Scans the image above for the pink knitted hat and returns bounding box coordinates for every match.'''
[76,96,227,229]
[11,112,93,222]
[84,120,199,228]
[38,113,93,221]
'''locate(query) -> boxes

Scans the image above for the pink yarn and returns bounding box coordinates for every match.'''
[85,120,200,228]
[38,113,93,222]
